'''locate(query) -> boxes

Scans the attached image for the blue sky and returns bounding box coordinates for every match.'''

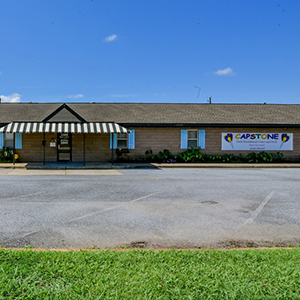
[1,0,300,104]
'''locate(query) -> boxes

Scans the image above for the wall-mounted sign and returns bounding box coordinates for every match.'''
[50,142,56,147]
[222,133,293,151]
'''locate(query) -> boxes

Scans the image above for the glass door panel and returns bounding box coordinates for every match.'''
[57,133,72,161]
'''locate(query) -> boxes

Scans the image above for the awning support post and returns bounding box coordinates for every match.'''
[13,133,15,165]
[83,133,86,166]
[111,133,114,167]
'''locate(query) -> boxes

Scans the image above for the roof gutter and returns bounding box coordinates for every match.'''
[119,123,300,128]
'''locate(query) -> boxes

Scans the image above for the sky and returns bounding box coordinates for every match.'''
[1,0,300,104]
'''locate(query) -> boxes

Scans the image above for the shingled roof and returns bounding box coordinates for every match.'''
[0,103,300,126]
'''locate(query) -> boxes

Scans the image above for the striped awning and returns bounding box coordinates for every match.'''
[0,122,128,134]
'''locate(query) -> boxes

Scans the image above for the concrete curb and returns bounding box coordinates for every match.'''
[0,163,28,169]
[1,162,300,169]
[153,163,300,168]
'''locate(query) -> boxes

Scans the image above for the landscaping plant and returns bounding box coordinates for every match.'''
[146,148,287,163]
[0,147,15,163]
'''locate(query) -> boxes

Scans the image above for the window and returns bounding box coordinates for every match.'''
[4,133,14,148]
[181,129,205,149]
[187,130,198,148]
[110,130,135,149]
[0,133,22,149]
[117,133,128,148]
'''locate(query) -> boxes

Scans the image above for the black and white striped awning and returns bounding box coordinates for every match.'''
[0,122,128,134]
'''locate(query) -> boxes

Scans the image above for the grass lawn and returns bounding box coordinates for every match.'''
[0,248,300,299]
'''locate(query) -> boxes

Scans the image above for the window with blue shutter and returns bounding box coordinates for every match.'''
[15,133,23,149]
[181,129,206,149]
[199,129,206,149]
[181,129,188,149]
[111,130,135,149]
[128,129,135,149]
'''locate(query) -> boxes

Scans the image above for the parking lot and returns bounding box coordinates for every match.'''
[1,168,300,248]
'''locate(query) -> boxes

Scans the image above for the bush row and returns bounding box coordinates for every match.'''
[0,147,15,163]
[145,148,286,163]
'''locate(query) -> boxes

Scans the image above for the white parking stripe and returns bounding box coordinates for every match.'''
[241,191,275,227]
[63,192,161,224]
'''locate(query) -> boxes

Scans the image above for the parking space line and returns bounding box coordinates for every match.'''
[241,191,275,227]
[1,191,46,201]
[63,192,161,224]
[1,192,160,244]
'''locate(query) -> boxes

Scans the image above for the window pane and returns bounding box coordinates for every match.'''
[188,140,197,148]
[117,133,127,139]
[5,140,14,148]
[5,133,14,140]
[188,131,197,139]
[117,140,127,148]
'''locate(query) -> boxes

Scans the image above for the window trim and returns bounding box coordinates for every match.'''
[116,133,128,149]
[110,130,135,150]
[4,133,14,148]
[187,129,198,149]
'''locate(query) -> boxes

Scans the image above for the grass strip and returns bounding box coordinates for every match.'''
[0,249,300,299]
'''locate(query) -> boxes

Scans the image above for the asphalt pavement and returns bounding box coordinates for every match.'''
[1,168,300,249]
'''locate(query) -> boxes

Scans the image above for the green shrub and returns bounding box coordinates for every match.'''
[146,149,175,163]
[0,147,14,162]
[146,148,286,164]
[244,151,286,163]
[176,148,204,162]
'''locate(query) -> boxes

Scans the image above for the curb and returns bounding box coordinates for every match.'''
[153,163,300,168]
[1,163,300,170]
[0,164,27,169]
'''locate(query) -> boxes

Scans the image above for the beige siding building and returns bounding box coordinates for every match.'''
[0,103,299,163]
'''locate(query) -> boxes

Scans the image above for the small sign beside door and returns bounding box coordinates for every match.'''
[50,142,56,147]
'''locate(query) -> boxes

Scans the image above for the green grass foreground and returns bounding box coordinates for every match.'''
[0,249,300,299]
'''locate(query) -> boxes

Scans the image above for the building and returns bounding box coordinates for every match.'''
[0,102,299,163]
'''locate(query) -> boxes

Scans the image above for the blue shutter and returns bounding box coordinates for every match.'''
[199,129,206,149]
[0,133,3,149]
[181,129,188,149]
[15,133,22,149]
[128,129,135,149]
[110,133,117,149]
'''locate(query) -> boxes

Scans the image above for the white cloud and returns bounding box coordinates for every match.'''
[68,94,84,99]
[214,67,236,76]
[0,93,21,103]
[103,34,117,42]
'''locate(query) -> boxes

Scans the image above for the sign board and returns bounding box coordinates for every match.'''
[50,142,56,147]
[222,133,293,151]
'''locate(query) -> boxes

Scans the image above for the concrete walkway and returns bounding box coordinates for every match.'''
[0,162,300,169]
[0,162,157,170]
[0,168,123,176]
